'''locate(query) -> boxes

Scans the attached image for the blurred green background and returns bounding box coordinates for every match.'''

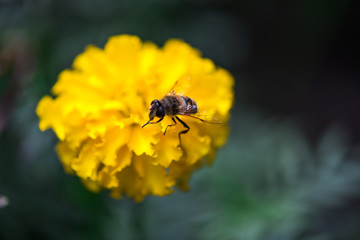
[1,0,360,239]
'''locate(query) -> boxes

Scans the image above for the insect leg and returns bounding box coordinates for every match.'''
[164,117,177,135]
[142,118,163,128]
[175,116,190,146]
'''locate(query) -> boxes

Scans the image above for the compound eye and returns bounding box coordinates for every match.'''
[151,99,159,106]
[156,106,165,118]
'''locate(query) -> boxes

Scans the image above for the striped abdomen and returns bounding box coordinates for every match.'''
[160,95,198,116]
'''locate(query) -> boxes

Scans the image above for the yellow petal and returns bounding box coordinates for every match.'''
[105,35,141,81]
[127,125,160,156]
[101,126,130,166]
[168,160,191,191]
[153,130,183,167]
[36,96,67,140]
[133,155,174,199]
[81,178,102,193]
[112,146,133,173]
[180,125,211,165]
[52,69,106,98]
[71,138,102,180]
[56,141,76,173]
[72,45,114,83]
[139,42,160,77]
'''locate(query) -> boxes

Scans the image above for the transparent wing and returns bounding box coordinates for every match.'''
[167,75,192,96]
[179,112,223,124]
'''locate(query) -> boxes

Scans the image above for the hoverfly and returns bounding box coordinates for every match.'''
[142,78,221,145]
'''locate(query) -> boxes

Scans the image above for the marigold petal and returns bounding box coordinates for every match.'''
[127,125,160,156]
[71,139,102,180]
[36,96,66,140]
[110,164,145,201]
[181,126,211,165]
[101,126,129,166]
[98,146,132,188]
[156,40,200,95]
[56,141,76,173]
[81,178,102,193]
[139,42,160,77]
[168,161,192,191]
[105,35,141,81]
[112,146,132,173]
[98,166,119,188]
[52,69,106,98]
[72,45,113,81]
[153,132,183,167]
[133,155,174,198]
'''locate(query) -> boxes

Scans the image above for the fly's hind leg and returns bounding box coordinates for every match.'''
[164,117,177,135]
[175,116,190,146]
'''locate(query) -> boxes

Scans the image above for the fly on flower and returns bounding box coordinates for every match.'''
[36,35,234,201]
[142,78,221,146]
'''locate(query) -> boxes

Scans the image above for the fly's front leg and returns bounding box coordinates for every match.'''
[142,118,163,128]
[164,117,177,135]
[175,116,190,146]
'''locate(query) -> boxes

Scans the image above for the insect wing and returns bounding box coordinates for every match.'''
[167,75,192,96]
[181,112,222,124]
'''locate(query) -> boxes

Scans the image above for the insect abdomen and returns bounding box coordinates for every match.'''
[177,96,198,115]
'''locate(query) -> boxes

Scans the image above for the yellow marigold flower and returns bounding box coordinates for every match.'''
[36,35,234,201]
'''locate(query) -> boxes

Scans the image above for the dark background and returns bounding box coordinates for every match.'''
[1,0,360,239]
